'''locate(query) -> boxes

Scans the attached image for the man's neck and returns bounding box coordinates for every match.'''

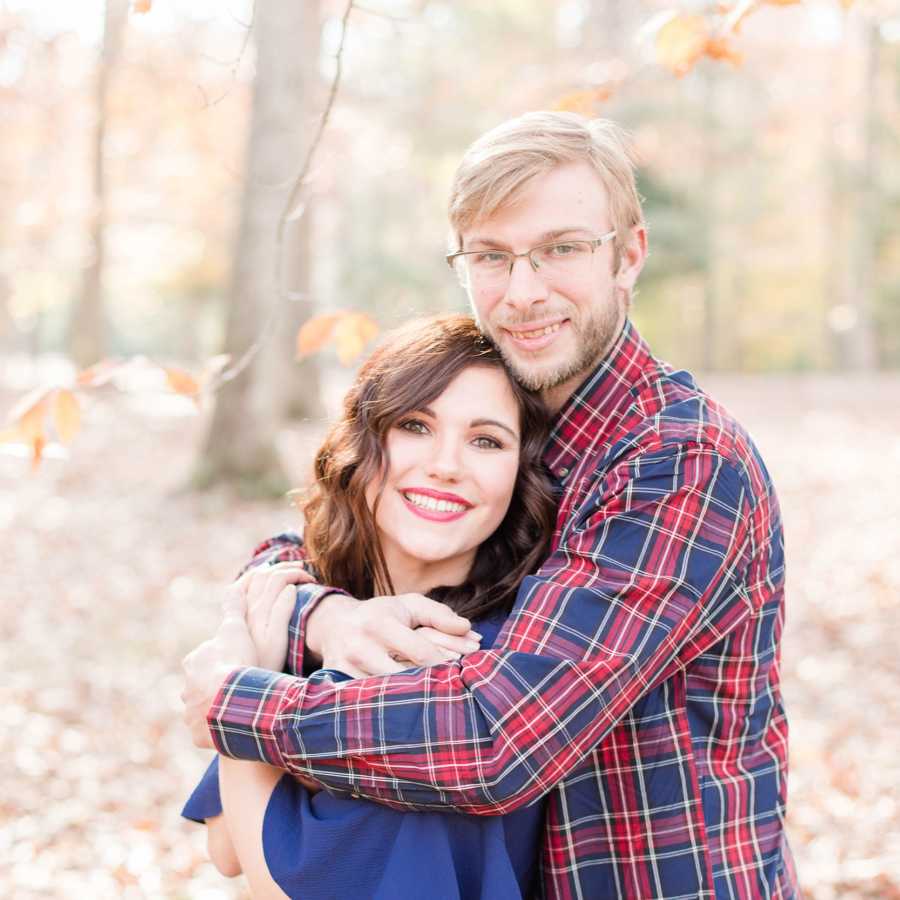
[541,316,628,415]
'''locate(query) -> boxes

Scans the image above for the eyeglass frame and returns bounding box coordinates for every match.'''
[445,229,618,283]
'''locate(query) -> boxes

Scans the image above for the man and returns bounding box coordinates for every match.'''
[184,111,799,898]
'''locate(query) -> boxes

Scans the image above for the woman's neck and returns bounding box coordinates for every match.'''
[382,547,475,596]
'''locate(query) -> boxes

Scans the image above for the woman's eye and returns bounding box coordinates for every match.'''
[398,419,429,434]
[472,435,502,450]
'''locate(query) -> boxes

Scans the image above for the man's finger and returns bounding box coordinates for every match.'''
[376,618,460,667]
[415,626,481,656]
[398,594,471,636]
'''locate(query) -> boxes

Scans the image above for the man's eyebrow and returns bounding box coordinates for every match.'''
[470,418,519,440]
[465,226,595,249]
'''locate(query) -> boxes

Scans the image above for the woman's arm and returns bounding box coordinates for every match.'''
[218,757,290,900]
[205,811,242,878]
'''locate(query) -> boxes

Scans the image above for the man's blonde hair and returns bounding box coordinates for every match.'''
[448,111,644,267]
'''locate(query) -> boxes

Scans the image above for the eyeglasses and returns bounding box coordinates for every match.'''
[446,230,617,289]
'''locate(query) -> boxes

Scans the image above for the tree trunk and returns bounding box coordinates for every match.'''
[68,0,127,368]
[196,0,322,495]
[828,14,879,371]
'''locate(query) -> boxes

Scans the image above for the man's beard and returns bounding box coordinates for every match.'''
[479,292,623,393]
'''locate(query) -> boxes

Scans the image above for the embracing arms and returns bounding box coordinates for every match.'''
[190,445,767,815]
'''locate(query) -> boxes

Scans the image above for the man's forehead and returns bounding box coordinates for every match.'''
[459,162,610,247]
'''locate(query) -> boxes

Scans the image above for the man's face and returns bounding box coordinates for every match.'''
[460,162,641,409]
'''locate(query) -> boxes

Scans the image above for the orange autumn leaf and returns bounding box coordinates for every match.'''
[839,0,854,7]
[656,14,709,76]
[164,367,201,398]
[5,386,53,443]
[763,0,801,5]
[296,313,341,358]
[333,312,379,365]
[53,389,81,445]
[133,0,152,13]
[553,87,614,116]
[31,433,45,471]
[705,36,744,66]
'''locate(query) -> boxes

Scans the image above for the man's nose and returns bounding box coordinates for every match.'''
[503,255,550,312]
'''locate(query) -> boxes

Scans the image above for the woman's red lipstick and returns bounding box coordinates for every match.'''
[399,487,472,522]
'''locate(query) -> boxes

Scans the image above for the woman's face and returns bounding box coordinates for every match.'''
[368,365,522,590]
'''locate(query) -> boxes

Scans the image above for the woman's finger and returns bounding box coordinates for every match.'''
[264,561,316,583]
[270,585,296,639]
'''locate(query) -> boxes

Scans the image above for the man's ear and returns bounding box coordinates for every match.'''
[615,225,647,293]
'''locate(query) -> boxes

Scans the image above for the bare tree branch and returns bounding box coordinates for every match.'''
[207,0,355,392]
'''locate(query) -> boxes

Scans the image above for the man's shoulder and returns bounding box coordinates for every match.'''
[589,361,775,506]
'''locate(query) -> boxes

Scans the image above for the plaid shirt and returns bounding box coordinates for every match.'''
[209,320,799,899]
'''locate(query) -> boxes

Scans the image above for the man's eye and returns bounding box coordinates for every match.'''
[398,419,429,434]
[472,435,502,450]
[473,251,509,267]
[548,242,581,256]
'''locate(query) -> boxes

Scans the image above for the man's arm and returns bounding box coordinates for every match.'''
[207,445,761,814]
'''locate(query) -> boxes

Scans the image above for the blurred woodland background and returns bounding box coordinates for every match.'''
[1,0,899,897]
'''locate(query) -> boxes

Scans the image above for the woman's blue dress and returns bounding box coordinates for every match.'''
[182,613,543,899]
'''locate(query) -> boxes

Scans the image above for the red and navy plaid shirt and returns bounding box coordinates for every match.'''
[209,320,799,899]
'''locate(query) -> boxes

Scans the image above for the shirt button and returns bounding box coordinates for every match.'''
[559,467,569,477]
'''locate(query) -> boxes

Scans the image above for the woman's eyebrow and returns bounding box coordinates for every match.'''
[470,418,519,440]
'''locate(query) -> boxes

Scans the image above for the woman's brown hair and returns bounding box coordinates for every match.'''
[300,314,557,621]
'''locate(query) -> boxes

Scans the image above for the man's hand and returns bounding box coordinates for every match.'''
[181,598,258,749]
[309,593,482,678]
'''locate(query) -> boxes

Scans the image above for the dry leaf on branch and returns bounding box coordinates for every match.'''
[296,311,379,365]
[333,312,379,365]
[553,87,614,116]
[164,367,201,401]
[656,14,710,76]
[296,313,341,358]
[705,37,744,66]
[53,389,81,445]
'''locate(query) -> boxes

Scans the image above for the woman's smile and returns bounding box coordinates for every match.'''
[399,487,473,521]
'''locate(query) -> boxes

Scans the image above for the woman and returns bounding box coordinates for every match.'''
[183,314,557,899]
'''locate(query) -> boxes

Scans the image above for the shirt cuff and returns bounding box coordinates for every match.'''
[287,583,350,677]
[207,666,295,770]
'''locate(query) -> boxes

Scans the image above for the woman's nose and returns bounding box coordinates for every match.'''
[425,438,463,481]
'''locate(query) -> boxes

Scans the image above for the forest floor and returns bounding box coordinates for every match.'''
[1,369,898,900]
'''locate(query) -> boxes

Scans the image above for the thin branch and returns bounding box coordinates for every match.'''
[275,0,355,295]
[198,2,256,110]
[206,0,355,393]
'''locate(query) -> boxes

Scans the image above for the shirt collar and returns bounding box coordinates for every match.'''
[543,318,655,482]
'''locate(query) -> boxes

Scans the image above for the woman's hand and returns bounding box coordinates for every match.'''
[231,562,314,672]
